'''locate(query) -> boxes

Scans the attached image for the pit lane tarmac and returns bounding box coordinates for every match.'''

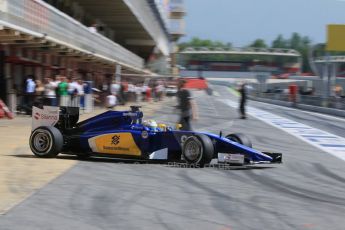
[1,87,345,230]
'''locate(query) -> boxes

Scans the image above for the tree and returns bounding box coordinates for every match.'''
[178,37,233,63]
[178,34,316,73]
[287,33,312,72]
[178,37,232,50]
[272,35,287,48]
[248,39,268,48]
[289,32,302,49]
[271,33,313,72]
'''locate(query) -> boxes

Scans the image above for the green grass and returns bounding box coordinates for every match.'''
[228,87,240,97]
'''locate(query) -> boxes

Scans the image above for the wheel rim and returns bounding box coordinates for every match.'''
[32,130,52,153]
[184,139,202,161]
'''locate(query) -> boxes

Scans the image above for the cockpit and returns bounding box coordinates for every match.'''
[143,119,158,131]
[142,119,171,132]
[127,106,173,132]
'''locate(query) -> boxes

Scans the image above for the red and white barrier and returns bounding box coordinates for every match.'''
[0,99,14,119]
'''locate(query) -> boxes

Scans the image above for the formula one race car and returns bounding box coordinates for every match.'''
[29,106,282,166]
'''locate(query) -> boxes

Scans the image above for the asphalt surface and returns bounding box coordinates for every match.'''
[250,97,345,139]
[1,85,345,230]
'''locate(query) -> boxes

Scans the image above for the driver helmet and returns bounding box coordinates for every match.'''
[143,119,158,131]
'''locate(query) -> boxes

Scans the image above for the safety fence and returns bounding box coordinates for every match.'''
[251,92,345,110]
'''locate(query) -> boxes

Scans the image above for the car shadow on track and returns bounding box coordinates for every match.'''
[10,154,278,170]
[10,154,37,158]
[165,164,276,171]
[10,154,147,164]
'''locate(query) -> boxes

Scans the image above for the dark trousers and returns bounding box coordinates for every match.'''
[44,97,57,106]
[26,93,35,107]
[180,115,192,131]
[119,92,125,105]
[239,99,246,118]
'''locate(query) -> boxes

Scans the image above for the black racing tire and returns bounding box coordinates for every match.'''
[29,126,63,158]
[225,133,252,148]
[182,134,214,167]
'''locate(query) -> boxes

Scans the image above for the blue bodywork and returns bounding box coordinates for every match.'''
[65,109,273,162]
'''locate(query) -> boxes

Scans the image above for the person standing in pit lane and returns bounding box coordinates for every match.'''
[76,79,85,109]
[106,93,117,110]
[238,82,248,119]
[25,75,36,107]
[44,77,57,106]
[58,76,69,106]
[176,79,198,131]
[69,78,79,107]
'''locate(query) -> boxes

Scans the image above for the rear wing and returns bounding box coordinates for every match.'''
[32,106,60,130]
[32,106,79,131]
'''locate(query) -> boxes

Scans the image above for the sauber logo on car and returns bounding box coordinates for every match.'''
[88,133,141,156]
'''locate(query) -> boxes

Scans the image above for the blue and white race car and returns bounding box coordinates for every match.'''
[29,106,282,167]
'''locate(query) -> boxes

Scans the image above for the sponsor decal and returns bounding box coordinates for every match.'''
[32,106,59,130]
[141,131,149,139]
[103,146,130,151]
[40,114,59,120]
[123,112,137,116]
[88,133,141,156]
[111,135,120,145]
[34,112,40,120]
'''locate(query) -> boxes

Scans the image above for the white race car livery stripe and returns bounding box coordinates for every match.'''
[149,148,168,160]
[222,99,345,162]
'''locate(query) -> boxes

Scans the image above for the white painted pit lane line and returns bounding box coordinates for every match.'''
[216,86,345,123]
[221,99,345,162]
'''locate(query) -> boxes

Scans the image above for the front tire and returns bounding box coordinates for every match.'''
[182,134,214,167]
[225,133,252,148]
[29,126,63,158]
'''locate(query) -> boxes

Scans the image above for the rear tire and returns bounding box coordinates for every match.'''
[182,134,214,167]
[29,126,63,158]
[226,133,252,148]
